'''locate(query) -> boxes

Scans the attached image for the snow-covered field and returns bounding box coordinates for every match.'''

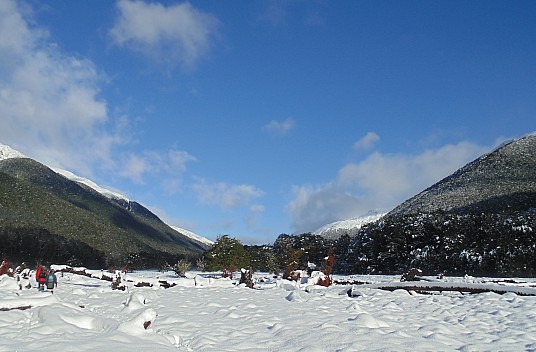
[2,268,536,351]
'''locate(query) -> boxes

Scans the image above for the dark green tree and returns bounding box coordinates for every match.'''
[205,235,250,277]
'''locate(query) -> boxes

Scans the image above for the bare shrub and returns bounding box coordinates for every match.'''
[222,265,237,279]
[196,257,206,272]
[239,268,254,289]
[174,259,192,277]
[318,247,335,287]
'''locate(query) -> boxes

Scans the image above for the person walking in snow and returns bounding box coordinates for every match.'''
[46,269,58,293]
[36,265,47,291]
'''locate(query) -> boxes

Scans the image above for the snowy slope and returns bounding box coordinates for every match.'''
[53,168,130,202]
[170,225,214,246]
[313,211,385,239]
[1,143,126,201]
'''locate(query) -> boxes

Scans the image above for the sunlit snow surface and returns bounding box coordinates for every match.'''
[2,269,536,351]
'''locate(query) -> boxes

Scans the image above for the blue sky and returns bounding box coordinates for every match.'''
[1,0,535,244]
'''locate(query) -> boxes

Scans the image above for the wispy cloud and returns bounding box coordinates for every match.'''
[247,204,265,227]
[287,140,493,233]
[109,0,220,69]
[120,148,196,192]
[0,0,121,176]
[263,117,295,136]
[353,131,380,151]
[257,0,289,26]
[192,179,264,210]
[257,0,326,27]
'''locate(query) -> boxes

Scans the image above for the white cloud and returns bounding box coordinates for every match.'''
[263,117,295,136]
[120,154,150,184]
[0,0,119,176]
[120,148,196,192]
[287,183,372,234]
[257,0,326,27]
[192,179,264,210]
[287,140,492,233]
[353,131,380,151]
[258,0,288,26]
[246,204,265,230]
[109,0,219,69]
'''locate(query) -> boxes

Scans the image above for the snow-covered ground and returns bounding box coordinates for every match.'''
[2,268,536,351]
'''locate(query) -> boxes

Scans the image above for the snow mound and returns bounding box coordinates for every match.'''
[118,308,158,334]
[348,312,390,328]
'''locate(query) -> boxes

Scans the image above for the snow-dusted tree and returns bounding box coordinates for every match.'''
[195,257,207,272]
[174,259,192,277]
[206,235,250,278]
[265,252,279,275]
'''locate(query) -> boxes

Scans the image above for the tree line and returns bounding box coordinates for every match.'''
[204,210,536,278]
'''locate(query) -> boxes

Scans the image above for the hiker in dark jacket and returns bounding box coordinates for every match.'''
[46,269,58,293]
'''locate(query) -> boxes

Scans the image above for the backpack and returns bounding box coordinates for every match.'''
[39,268,47,278]
[46,272,55,289]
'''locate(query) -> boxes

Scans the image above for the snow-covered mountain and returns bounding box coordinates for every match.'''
[0,143,212,249]
[170,225,213,246]
[53,168,130,203]
[389,133,536,216]
[313,211,385,239]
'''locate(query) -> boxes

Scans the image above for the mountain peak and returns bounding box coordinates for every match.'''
[0,143,26,160]
[313,210,385,239]
[389,134,536,216]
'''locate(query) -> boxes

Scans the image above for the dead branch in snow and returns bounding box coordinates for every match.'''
[348,282,536,297]
[0,305,32,311]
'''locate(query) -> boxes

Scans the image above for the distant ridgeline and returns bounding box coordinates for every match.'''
[0,155,208,269]
[268,135,536,277]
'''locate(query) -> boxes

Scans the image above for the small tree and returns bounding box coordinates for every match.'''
[206,235,250,278]
[283,245,303,280]
[174,259,192,277]
[265,252,279,276]
[318,247,335,287]
[157,261,170,273]
[196,257,207,272]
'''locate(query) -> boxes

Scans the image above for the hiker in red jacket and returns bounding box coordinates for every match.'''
[36,265,47,291]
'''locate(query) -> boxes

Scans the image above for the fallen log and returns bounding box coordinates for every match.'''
[0,305,32,311]
[348,281,536,297]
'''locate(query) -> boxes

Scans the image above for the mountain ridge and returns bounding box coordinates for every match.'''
[0,143,211,249]
[0,143,210,268]
[389,134,536,216]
